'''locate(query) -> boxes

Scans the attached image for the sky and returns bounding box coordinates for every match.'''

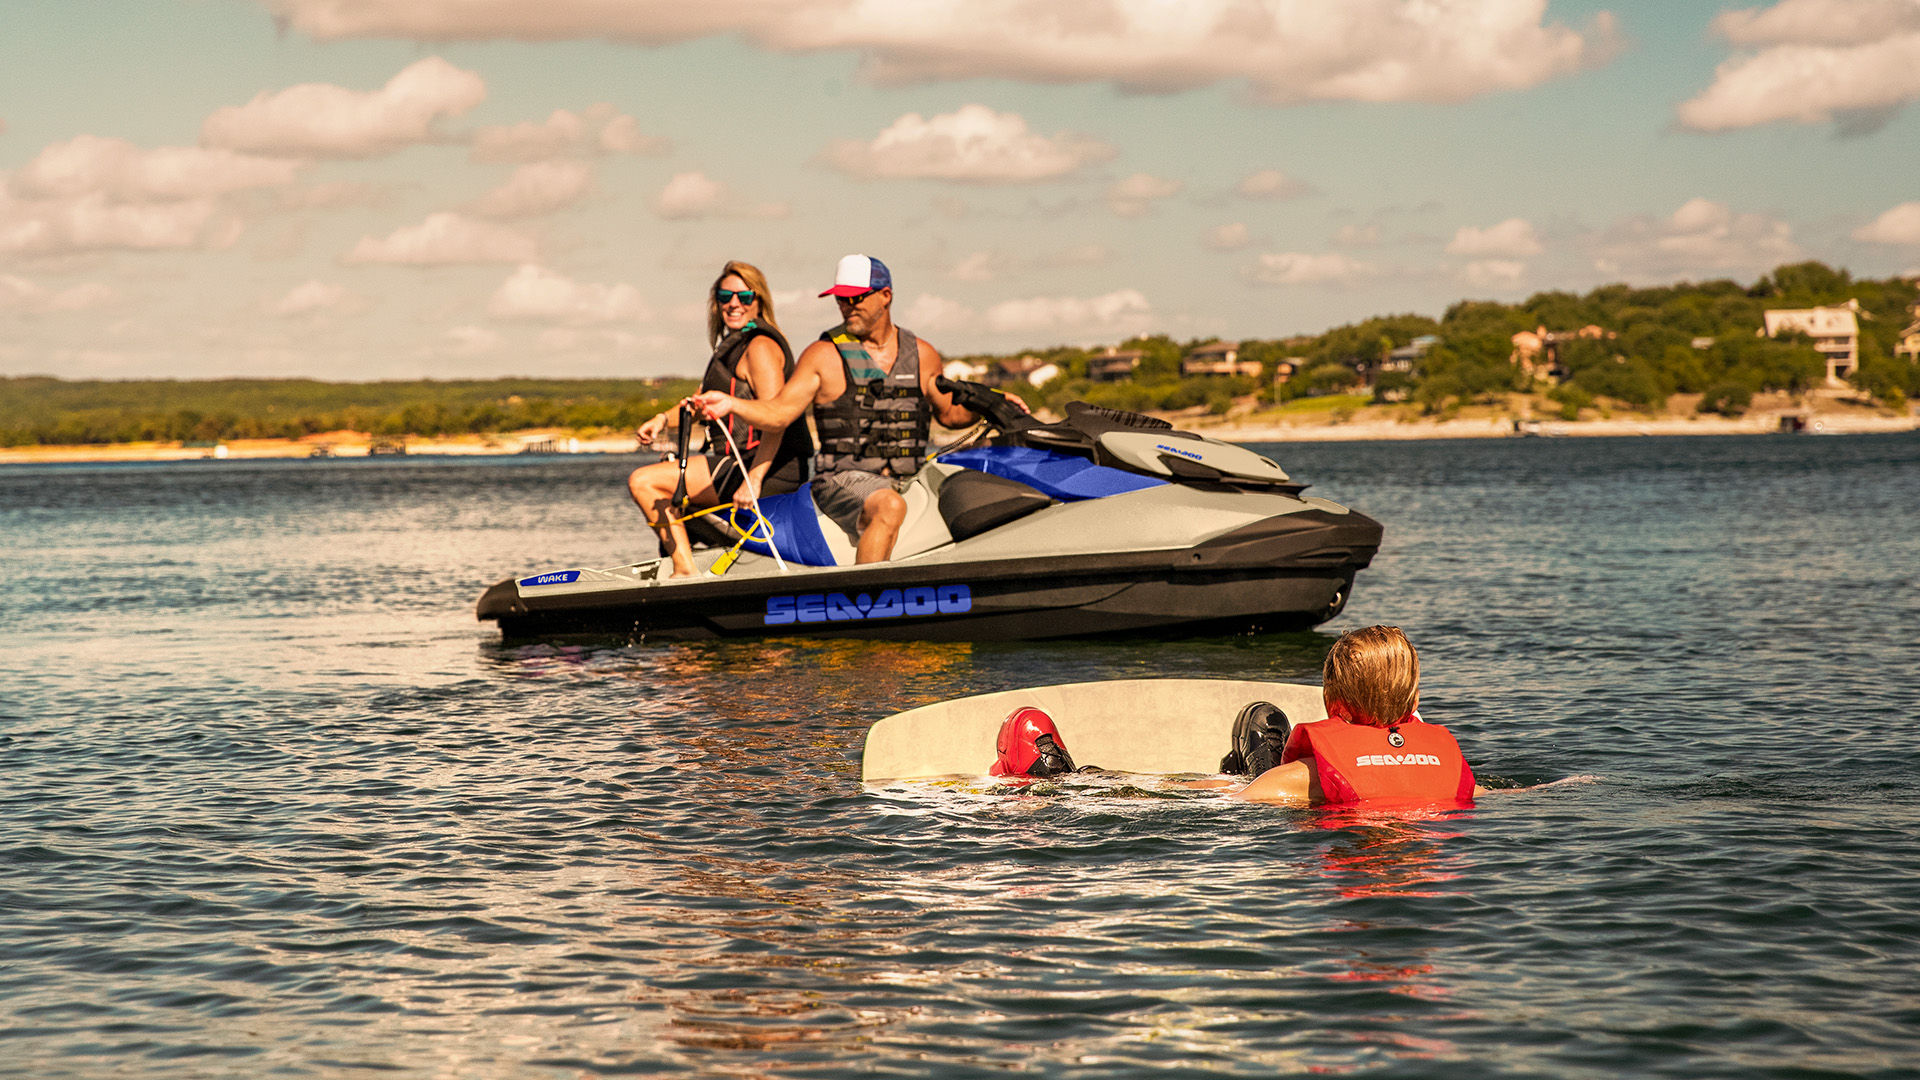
[3,0,1920,381]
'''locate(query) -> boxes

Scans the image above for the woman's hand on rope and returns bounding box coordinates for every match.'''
[732,481,758,512]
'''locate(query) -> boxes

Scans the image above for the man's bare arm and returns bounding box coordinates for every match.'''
[694,342,829,429]
[916,339,980,428]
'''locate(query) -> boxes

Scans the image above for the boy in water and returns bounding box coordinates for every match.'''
[1235,625,1485,805]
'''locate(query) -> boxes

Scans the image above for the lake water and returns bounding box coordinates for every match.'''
[3,433,1917,1078]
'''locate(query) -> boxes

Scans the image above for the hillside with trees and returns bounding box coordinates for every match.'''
[965,262,1918,422]
[0,377,697,447]
[3,262,1914,447]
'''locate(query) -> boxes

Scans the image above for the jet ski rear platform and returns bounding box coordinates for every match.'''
[477,392,1383,642]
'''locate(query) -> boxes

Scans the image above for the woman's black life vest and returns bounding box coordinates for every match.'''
[813,325,931,478]
[699,323,812,484]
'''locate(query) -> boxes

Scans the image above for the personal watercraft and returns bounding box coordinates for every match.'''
[476,379,1383,641]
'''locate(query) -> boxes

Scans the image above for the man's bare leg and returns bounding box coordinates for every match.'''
[854,488,907,563]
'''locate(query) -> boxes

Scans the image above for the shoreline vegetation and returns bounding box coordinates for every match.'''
[5,261,1917,464]
[3,389,1910,465]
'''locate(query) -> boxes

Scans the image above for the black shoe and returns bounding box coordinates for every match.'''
[1030,733,1077,777]
[1222,701,1291,775]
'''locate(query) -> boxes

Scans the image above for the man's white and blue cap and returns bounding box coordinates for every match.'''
[820,253,892,298]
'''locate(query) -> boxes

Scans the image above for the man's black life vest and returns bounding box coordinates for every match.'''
[813,325,931,478]
[700,323,812,481]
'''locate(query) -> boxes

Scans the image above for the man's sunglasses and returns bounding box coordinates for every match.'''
[835,288,879,306]
[715,288,758,306]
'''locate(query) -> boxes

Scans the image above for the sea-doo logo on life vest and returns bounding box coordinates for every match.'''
[765,585,971,625]
[1353,753,1443,767]
[520,570,581,587]
[1157,443,1205,461]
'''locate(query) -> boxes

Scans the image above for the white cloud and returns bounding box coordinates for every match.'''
[261,1,1617,105]
[1712,0,1920,47]
[444,324,504,355]
[1107,173,1182,216]
[1590,198,1801,277]
[1038,243,1112,268]
[652,171,787,219]
[1679,1,1920,132]
[201,56,486,158]
[0,134,287,256]
[824,105,1113,182]
[1447,217,1543,257]
[270,279,358,317]
[466,160,594,219]
[276,181,389,210]
[984,288,1152,335]
[343,212,537,265]
[470,104,667,162]
[938,245,1113,284]
[1463,259,1527,289]
[10,135,301,201]
[0,189,235,256]
[948,251,999,282]
[487,263,650,324]
[1235,169,1310,200]
[655,171,723,219]
[1334,224,1382,246]
[901,293,978,333]
[1247,251,1379,286]
[537,327,582,351]
[0,274,116,314]
[1206,222,1250,250]
[1853,200,1920,243]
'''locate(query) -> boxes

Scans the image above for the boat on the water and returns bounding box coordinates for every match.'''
[475,379,1383,641]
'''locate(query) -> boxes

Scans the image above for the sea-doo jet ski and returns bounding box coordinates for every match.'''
[476,378,1383,641]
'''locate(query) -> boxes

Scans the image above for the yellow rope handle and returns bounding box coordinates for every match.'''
[672,501,778,576]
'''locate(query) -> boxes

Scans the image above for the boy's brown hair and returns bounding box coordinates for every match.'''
[1322,625,1420,726]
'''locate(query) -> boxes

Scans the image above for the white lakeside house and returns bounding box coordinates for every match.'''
[1763,301,1860,387]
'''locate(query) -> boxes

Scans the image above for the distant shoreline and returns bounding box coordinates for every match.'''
[3,397,1913,464]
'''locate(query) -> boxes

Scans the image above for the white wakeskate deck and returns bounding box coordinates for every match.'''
[861,678,1326,781]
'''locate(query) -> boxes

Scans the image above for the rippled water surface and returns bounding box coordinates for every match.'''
[4,434,1918,1078]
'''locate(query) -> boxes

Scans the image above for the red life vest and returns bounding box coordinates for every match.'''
[1280,715,1475,806]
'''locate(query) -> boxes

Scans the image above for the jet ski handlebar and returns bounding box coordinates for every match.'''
[934,376,1038,433]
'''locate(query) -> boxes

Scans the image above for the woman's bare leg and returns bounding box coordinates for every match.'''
[627,457,718,578]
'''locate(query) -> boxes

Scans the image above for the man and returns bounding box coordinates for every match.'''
[692,254,996,563]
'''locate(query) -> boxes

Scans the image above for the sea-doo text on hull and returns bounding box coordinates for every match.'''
[477,381,1383,641]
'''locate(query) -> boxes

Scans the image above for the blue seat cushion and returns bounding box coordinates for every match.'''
[733,488,840,567]
[940,447,1165,501]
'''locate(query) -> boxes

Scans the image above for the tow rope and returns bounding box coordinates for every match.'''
[667,401,788,575]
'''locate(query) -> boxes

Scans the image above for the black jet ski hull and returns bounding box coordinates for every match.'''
[478,508,1381,642]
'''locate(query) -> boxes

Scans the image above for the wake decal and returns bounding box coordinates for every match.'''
[765,585,972,625]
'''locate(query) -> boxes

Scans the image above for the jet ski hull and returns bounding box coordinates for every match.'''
[477,507,1381,642]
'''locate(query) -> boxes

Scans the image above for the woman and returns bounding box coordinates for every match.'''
[628,261,812,577]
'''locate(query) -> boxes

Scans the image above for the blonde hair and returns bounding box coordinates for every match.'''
[1322,625,1420,726]
[707,260,780,347]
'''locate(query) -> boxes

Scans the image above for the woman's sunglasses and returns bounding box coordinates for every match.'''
[715,288,758,306]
